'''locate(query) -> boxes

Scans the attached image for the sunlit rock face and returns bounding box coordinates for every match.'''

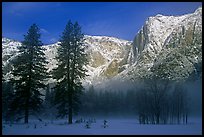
[2,35,134,87]
[120,7,202,82]
[2,7,202,90]
[83,35,134,86]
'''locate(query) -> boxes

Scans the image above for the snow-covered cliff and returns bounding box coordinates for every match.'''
[2,7,202,89]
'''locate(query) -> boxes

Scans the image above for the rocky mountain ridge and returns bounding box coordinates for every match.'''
[2,7,202,90]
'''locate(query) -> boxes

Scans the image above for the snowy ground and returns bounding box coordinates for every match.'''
[2,117,202,135]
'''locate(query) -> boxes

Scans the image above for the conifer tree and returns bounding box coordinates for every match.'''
[10,24,48,123]
[52,20,87,124]
[2,65,14,122]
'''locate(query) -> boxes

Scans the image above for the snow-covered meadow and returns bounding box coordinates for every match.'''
[2,117,202,135]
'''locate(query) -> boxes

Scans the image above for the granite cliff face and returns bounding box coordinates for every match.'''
[119,7,202,82]
[2,7,202,89]
[2,35,134,86]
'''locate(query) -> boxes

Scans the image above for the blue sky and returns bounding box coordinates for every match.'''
[2,2,202,44]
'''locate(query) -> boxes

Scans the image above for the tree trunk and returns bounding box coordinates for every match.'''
[183,114,185,124]
[185,114,188,124]
[68,109,72,124]
[156,113,160,124]
[68,92,72,124]
[68,46,77,124]
[177,107,180,124]
[25,76,31,124]
[25,50,33,124]
[139,115,141,124]
[24,97,29,123]
[67,47,72,124]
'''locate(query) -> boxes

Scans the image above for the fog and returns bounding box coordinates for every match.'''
[184,79,202,116]
[77,78,202,119]
[2,77,202,124]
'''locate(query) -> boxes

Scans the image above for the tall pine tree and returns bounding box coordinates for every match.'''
[10,24,49,123]
[52,20,87,124]
[2,64,14,122]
